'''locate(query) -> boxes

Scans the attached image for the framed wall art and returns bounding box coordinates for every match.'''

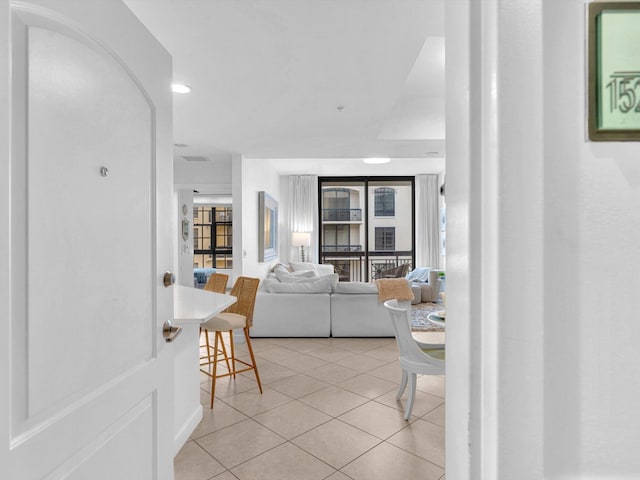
[588,2,640,141]
[258,191,278,262]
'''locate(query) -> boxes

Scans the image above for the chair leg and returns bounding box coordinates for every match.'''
[397,369,408,400]
[404,372,417,420]
[210,330,220,409]
[228,330,237,379]
[244,327,263,394]
[204,328,212,366]
[216,331,232,374]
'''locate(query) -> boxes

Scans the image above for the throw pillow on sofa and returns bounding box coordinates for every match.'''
[289,262,335,277]
[275,269,317,283]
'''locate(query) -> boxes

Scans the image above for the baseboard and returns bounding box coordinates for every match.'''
[174,404,203,456]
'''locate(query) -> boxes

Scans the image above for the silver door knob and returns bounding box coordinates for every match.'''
[163,271,175,287]
[163,321,181,342]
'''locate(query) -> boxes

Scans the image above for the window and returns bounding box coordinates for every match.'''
[323,224,353,252]
[319,177,414,282]
[375,227,395,251]
[374,187,395,216]
[322,188,354,221]
[193,206,233,269]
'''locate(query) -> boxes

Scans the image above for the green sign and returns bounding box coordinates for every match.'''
[589,2,640,141]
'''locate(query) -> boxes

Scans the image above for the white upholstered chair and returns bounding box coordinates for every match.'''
[383,299,445,420]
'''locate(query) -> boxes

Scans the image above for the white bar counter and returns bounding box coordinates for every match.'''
[174,284,236,324]
[172,285,236,455]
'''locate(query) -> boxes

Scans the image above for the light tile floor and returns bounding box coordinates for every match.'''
[175,332,445,480]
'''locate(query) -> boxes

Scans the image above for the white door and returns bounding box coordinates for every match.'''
[2,1,175,478]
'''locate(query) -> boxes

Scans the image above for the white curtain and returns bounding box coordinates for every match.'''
[287,175,318,262]
[415,174,440,268]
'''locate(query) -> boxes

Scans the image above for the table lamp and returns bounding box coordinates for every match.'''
[292,231,311,262]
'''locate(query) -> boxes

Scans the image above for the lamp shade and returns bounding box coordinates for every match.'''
[291,231,311,247]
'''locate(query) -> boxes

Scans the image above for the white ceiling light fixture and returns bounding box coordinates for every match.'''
[171,83,191,94]
[363,157,391,164]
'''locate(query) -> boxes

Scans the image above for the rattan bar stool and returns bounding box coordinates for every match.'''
[200,273,230,368]
[200,276,262,408]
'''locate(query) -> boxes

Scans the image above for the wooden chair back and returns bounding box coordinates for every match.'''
[203,273,229,293]
[224,276,260,327]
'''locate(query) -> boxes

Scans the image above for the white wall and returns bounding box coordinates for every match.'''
[240,158,283,279]
[174,156,232,191]
[543,1,640,477]
[0,0,10,470]
[448,1,640,478]
[175,189,193,287]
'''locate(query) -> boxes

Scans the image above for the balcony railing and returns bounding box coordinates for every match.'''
[321,244,362,252]
[322,208,362,222]
[319,250,413,282]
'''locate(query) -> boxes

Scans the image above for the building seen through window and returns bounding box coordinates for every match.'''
[319,177,413,282]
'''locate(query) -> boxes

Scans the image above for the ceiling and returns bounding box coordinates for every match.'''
[123,0,445,166]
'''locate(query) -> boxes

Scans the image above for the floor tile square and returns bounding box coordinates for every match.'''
[361,345,400,362]
[191,399,248,439]
[211,473,240,480]
[375,388,444,418]
[174,441,225,480]
[222,388,293,417]
[255,345,300,363]
[338,401,413,439]
[197,418,285,469]
[242,361,297,385]
[299,385,368,417]
[267,373,329,399]
[323,472,352,480]
[231,442,335,480]
[333,354,388,374]
[341,441,443,480]
[202,372,260,399]
[366,362,403,383]
[334,338,393,353]
[268,337,331,354]
[387,418,446,467]
[280,353,329,372]
[423,403,445,427]
[253,400,331,439]
[304,363,361,384]
[292,419,380,469]
[416,374,446,398]
[307,347,355,363]
[336,373,398,399]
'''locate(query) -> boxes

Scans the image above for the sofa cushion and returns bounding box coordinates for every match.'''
[334,282,378,294]
[289,261,317,273]
[315,264,335,276]
[268,274,337,294]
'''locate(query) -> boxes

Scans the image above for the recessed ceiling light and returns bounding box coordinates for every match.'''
[171,83,191,94]
[363,157,391,164]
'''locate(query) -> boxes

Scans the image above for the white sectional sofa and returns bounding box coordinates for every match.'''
[251,293,331,337]
[250,262,412,338]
